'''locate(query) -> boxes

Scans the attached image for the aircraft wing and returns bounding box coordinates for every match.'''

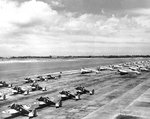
[60,94,67,98]
[0,84,3,86]
[2,109,18,114]
[118,69,127,73]
[12,90,18,93]
[39,101,45,105]
[34,101,45,105]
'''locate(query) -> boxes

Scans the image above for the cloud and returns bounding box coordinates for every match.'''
[0,0,148,37]
[0,0,150,56]
[129,8,150,17]
[50,0,64,7]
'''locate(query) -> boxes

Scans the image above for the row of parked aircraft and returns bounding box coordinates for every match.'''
[24,73,62,84]
[0,73,62,89]
[80,60,150,76]
[11,83,47,95]
[0,73,62,100]
[2,86,94,118]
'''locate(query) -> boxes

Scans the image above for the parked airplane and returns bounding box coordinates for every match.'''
[0,81,12,88]
[129,66,139,71]
[118,69,141,75]
[80,68,93,74]
[24,78,36,83]
[46,75,57,80]
[75,86,94,95]
[139,67,149,72]
[112,65,123,69]
[36,76,47,81]
[30,83,43,91]
[11,86,27,95]
[36,96,62,108]
[59,90,80,101]
[2,103,37,118]
[80,68,100,74]
[97,66,113,71]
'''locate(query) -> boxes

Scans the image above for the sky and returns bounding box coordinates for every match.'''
[0,0,150,56]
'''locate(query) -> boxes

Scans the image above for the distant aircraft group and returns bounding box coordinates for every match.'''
[80,60,150,76]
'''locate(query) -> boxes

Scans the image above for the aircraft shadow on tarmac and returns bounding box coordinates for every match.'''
[35,104,56,109]
[4,113,23,119]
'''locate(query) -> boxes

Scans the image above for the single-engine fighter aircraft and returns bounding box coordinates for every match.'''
[24,78,36,83]
[30,83,43,91]
[2,103,37,118]
[36,76,47,81]
[11,86,26,95]
[59,90,80,101]
[75,86,94,95]
[80,68,93,74]
[46,75,56,80]
[80,67,100,74]
[0,81,10,88]
[139,67,149,72]
[112,65,123,69]
[97,66,113,71]
[36,96,62,108]
[129,66,139,71]
[118,69,141,75]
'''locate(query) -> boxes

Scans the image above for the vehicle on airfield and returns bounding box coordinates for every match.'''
[2,103,37,118]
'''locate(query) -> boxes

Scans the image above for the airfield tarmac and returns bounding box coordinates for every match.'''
[1,60,150,119]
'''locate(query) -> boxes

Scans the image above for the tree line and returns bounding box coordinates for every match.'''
[0,55,150,59]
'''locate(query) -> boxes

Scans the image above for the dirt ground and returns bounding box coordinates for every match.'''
[0,67,150,119]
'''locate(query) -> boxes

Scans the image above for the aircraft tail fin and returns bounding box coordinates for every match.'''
[28,109,37,118]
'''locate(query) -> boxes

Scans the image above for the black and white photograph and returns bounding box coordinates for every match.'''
[1,0,150,119]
